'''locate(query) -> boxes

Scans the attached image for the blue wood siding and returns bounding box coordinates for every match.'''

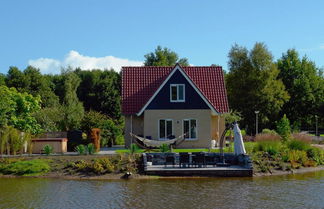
[146,70,210,110]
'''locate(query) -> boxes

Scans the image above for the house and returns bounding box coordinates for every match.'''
[121,64,229,148]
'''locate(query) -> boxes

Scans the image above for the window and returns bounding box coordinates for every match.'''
[159,119,173,139]
[170,84,185,102]
[183,119,197,139]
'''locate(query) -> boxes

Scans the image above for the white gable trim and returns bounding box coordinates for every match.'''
[136,65,220,116]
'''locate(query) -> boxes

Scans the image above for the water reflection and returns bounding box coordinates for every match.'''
[0,171,323,209]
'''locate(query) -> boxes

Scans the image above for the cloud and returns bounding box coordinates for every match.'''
[28,50,143,74]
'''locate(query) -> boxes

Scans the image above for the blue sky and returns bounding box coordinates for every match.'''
[0,0,324,74]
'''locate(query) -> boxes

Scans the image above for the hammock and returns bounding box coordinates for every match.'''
[130,133,185,148]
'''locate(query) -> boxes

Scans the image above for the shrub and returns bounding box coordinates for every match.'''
[254,140,281,156]
[129,144,140,154]
[262,129,278,135]
[95,158,115,173]
[276,114,291,141]
[92,161,105,174]
[75,144,86,155]
[0,159,50,176]
[86,143,95,155]
[288,139,310,151]
[288,150,309,168]
[159,144,170,153]
[43,145,54,155]
[307,147,323,165]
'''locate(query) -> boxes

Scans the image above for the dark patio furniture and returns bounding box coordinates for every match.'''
[179,152,190,168]
[205,154,217,167]
[192,152,206,167]
[164,153,175,167]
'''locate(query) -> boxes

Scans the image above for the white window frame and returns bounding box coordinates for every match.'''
[158,119,173,140]
[183,119,198,140]
[170,84,185,102]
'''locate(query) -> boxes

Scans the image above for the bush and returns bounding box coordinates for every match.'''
[307,147,323,165]
[43,144,54,155]
[276,114,291,141]
[159,144,170,153]
[86,143,95,155]
[288,139,311,151]
[75,144,86,155]
[254,140,281,156]
[0,159,50,176]
[288,150,308,168]
[129,144,140,154]
[262,129,278,135]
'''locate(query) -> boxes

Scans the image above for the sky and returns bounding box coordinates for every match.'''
[0,0,324,74]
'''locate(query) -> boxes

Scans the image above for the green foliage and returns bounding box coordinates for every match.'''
[76,69,121,119]
[86,143,95,155]
[75,144,86,155]
[306,147,323,165]
[254,140,281,156]
[0,86,41,134]
[68,154,139,174]
[224,109,242,124]
[288,139,310,151]
[33,106,64,132]
[129,144,140,154]
[43,144,54,155]
[0,159,50,176]
[81,110,122,147]
[159,144,170,153]
[144,46,189,66]
[0,73,5,86]
[262,129,278,135]
[277,49,324,127]
[276,114,291,141]
[226,43,289,133]
[60,69,84,131]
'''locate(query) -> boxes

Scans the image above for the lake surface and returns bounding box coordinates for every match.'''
[0,171,324,209]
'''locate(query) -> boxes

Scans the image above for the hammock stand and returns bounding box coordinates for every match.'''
[130,133,186,150]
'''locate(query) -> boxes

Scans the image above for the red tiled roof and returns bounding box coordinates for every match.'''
[122,65,229,115]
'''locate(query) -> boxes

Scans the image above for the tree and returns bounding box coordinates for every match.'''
[226,43,289,133]
[0,86,41,134]
[277,49,324,128]
[6,66,59,107]
[144,46,189,66]
[0,73,5,86]
[81,110,122,147]
[76,69,121,119]
[60,69,84,130]
[276,114,291,141]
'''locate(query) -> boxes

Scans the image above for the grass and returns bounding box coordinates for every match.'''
[0,159,51,176]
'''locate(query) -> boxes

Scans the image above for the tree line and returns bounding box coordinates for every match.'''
[0,44,323,148]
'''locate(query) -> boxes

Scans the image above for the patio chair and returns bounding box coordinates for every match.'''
[179,152,190,168]
[164,153,175,167]
[205,154,217,167]
[192,152,206,167]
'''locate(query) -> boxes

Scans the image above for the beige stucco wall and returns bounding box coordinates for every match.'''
[144,109,214,148]
[124,115,144,148]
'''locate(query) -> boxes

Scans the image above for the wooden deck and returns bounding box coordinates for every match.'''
[145,165,253,177]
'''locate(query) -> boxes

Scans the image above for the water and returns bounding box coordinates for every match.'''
[0,171,323,209]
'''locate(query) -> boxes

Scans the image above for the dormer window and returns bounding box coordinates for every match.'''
[170,84,185,102]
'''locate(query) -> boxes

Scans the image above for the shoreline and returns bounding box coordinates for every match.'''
[1,166,324,180]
